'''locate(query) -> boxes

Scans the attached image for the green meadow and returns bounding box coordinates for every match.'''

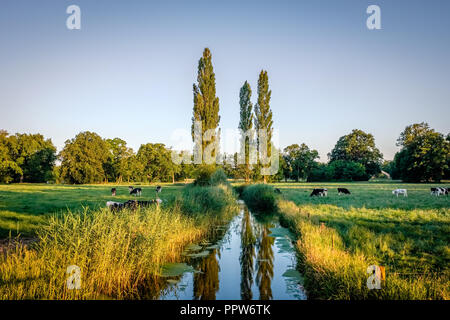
[268,181,450,299]
[0,181,448,299]
[0,183,184,238]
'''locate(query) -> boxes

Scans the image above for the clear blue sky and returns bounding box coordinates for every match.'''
[0,0,449,161]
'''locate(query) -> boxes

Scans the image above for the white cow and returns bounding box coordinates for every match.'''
[392,189,407,197]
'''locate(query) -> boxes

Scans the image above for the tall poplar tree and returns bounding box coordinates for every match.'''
[254,70,273,183]
[191,48,220,164]
[239,81,253,182]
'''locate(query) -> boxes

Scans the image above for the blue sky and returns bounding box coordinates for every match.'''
[0,0,449,161]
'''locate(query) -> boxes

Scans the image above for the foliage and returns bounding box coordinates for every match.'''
[392,123,449,182]
[254,70,273,183]
[328,129,383,177]
[60,131,110,184]
[241,184,278,213]
[137,143,179,183]
[191,48,220,162]
[0,130,56,183]
[283,143,319,181]
[238,81,254,182]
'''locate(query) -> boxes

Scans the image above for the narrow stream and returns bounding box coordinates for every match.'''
[157,204,307,300]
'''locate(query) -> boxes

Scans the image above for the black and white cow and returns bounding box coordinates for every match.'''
[129,186,142,196]
[310,188,328,197]
[431,187,448,196]
[156,186,162,193]
[274,188,282,194]
[337,188,351,195]
[111,188,116,196]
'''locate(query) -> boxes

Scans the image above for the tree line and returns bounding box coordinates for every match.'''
[1,48,448,184]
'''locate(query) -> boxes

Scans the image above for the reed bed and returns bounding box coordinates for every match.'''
[0,184,238,300]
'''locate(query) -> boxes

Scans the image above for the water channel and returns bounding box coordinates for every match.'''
[157,203,307,300]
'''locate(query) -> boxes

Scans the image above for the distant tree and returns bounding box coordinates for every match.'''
[238,81,254,182]
[6,132,56,183]
[136,143,178,182]
[254,70,273,183]
[283,143,319,181]
[392,123,449,182]
[105,138,134,183]
[307,163,331,182]
[0,130,22,183]
[328,129,383,177]
[327,160,368,181]
[191,48,221,164]
[60,131,110,184]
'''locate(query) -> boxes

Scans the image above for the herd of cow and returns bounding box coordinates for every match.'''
[309,187,449,197]
[106,185,163,212]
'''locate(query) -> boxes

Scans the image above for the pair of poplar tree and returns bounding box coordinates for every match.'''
[191,48,273,183]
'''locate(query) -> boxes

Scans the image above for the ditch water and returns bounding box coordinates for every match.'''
[156,203,307,300]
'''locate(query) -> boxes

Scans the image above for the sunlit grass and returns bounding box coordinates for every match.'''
[0,183,238,300]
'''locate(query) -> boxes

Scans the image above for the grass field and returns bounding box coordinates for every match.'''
[0,181,448,299]
[0,183,184,238]
[269,181,450,299]
[0,183,238,299]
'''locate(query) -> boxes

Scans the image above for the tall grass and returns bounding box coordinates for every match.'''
[278,200,450,299]
[0,185,238,299]
[241,184,278,213]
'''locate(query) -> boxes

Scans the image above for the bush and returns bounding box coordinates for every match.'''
[181,184,237,215]
[194,166,229,186]
[307,161,369,182]
[241,184,278,213]
[233,184,249,197]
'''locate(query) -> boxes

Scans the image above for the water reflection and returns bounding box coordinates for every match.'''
[240,207,256,300]
[256,223,275,300]
[158,206,307,300]
[193,249,220,300]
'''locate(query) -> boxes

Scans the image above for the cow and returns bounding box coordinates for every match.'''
[431,187,448,196]
[106,199,162,212]
[111,188,116,196]
[274,188,282,194]
[156,186,162,193]
[129,186,142,197]
[392,189,407,197]
[310,188,328,197]
[337,188,351,195]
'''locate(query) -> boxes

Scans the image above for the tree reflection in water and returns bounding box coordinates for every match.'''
[193,249,220,300]
[240,207,257,300]
[256,220,274,300]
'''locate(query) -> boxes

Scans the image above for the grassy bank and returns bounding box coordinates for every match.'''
[0,184,238,299]
[0,183,183,238]
[273,182,449,300]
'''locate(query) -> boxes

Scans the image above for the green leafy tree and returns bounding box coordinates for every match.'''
[6,132,56,182]
[105,138,134,182]
[328,129,383,177]
[283,143,319,181]
[0,130,22,183]
[254,70,273,183]
[239,81,254,182]
[60,131,110,184]
[393,123,449,182]
[191,48,221,164]
[136,143,178,182]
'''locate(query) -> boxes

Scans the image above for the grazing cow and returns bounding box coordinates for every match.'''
[431,187,449,196]
[310,188,328,197]
[337,188,351,195]
[156,186,162,193]
[129,186,142,197]
[392,189,407,197]
[106,199,162,212]
[111,188,116,196]
[274,188,282,194]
